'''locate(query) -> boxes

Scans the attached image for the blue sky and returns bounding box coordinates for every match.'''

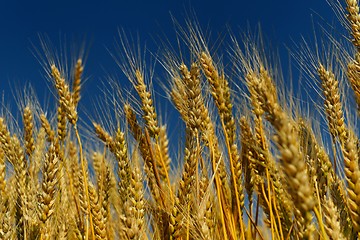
[0,0,338,119]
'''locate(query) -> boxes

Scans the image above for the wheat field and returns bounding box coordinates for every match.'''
[1,0,360,239]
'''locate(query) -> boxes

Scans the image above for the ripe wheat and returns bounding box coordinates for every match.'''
[2,0,360,239]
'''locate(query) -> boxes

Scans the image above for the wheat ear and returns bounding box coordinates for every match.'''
[339,130,360,232]
[113,128,131,203]
[40,114,55,142]
[347,53,360,114]
[72,58,83,107]
[0,120,28,227]
[38,143,59,238]
[122,161,145,239]
[249,69,315,238]
[322,197,346,240]
[134,69,159,138]
[51,64,78,125]
[345,0,360,50]
[23,106,35,156]
[178,63,203,133]
[11,135,28,239]
[124,103,163,206]
[57,105,67,142]
[52,63,94,238]
[89,170,110,240]
[200,52,244,232]
[0,118,12,156]
[154,125,172,184]
[0,149,5,198]
[317,64,347,142]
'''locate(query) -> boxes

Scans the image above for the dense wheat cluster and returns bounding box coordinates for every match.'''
[2,0,360,239]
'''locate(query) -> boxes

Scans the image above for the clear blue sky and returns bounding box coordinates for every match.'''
[0,0,338,117]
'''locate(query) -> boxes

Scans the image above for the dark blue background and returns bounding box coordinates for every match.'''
[0,0,339,124]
